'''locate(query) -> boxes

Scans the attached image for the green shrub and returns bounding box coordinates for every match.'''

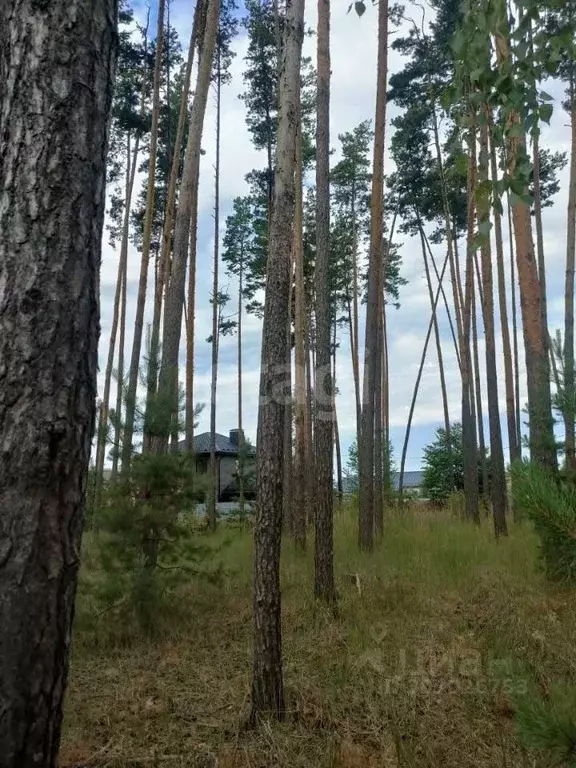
[514,685,576,765]
[511,461,576,583]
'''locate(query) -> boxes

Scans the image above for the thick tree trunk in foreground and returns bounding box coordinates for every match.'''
[359,0,388,550]
[0,2,115,764]
[314,0,336,601]
[251,0,305,723]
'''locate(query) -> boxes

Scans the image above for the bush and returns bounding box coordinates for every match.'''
[514,685,576,765]
[511,461,576,584]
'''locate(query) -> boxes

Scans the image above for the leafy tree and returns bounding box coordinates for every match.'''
[421,424,465,505]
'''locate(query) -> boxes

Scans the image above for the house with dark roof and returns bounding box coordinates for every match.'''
[179,429,256,502]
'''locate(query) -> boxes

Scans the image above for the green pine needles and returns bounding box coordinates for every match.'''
[512,461,576,584]
[514,685,576,766]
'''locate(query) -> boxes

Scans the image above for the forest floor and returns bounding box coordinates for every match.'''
[61,504,576,767]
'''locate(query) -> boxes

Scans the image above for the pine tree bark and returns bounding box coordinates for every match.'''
[251,0,305,722]
[471,281,488,500]
[121,0,166,468]
[186,202,198,449]
[314,0,336,599]
[238,251,245,512]
[565,71,576,470]
[157,0,219,453]
[0,2,115,763]
[359,0,388,550]
[333,322,343,505]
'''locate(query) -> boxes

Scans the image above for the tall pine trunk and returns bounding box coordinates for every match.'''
[314,0,336,599]
[478,116,508,535]
[158,0,219,452]
[490,119,519,464]
[122,0,166,467]
[494,22,556,472]
[471,279,488,499]
[251,0,305,722]
[359,0,388,550]
[333,322,344,505]
[0,1,115,762]
[208,48,222,531]
[565,70,576,470]
[293,110,307,549]
[238,251,245,512]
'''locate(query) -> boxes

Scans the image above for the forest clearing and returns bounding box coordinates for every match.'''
[61,506,576,768]
[2,0,576,766]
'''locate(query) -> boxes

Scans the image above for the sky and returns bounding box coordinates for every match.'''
[98,0,573,473]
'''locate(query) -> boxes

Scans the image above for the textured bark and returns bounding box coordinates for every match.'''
[479,119,508,536]
[121,0,165,468]
[565,73,576,470]
[314,0,336,600]
[282,317,293,531]
[293,114,307,549]
[374,297,384,537]
[490,122,519,464]
[0,1,115,764]
[208,50,222,532]
[359,0,387,550]
[158,0,219,451]
[251,0,305,722]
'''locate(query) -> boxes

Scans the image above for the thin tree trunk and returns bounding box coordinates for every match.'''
[0,1,115,762]
[565,69,576,470]
[112,220,128,480]
[314,0,336,600]
[238,253,245,512]
[506,187,522,452]
[158,0,219,454]
[351,186,362,440]
[478,115,508,536]
[208,48,222,532]
[462,124,480,524]
[399,251,451,498]
[374,293,384,536]
[419,223,451,445]
[423,231,461,368]
[96,130,138,495]
[293,110,307,549]
[122,0,166,467]
[251,0,305,722]
[305,310,315,515]
[359,0,388,551]
[185,196,198,450]
[333,322,343,505]
[490,118,519,464]
[283,307,293,532]
[472,282,488,500]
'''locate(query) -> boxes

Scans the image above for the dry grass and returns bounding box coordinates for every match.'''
[60,505,576,767]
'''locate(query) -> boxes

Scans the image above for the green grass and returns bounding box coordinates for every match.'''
[61,505,576,767]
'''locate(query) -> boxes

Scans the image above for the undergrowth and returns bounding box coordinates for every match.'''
[62,504,576,767]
